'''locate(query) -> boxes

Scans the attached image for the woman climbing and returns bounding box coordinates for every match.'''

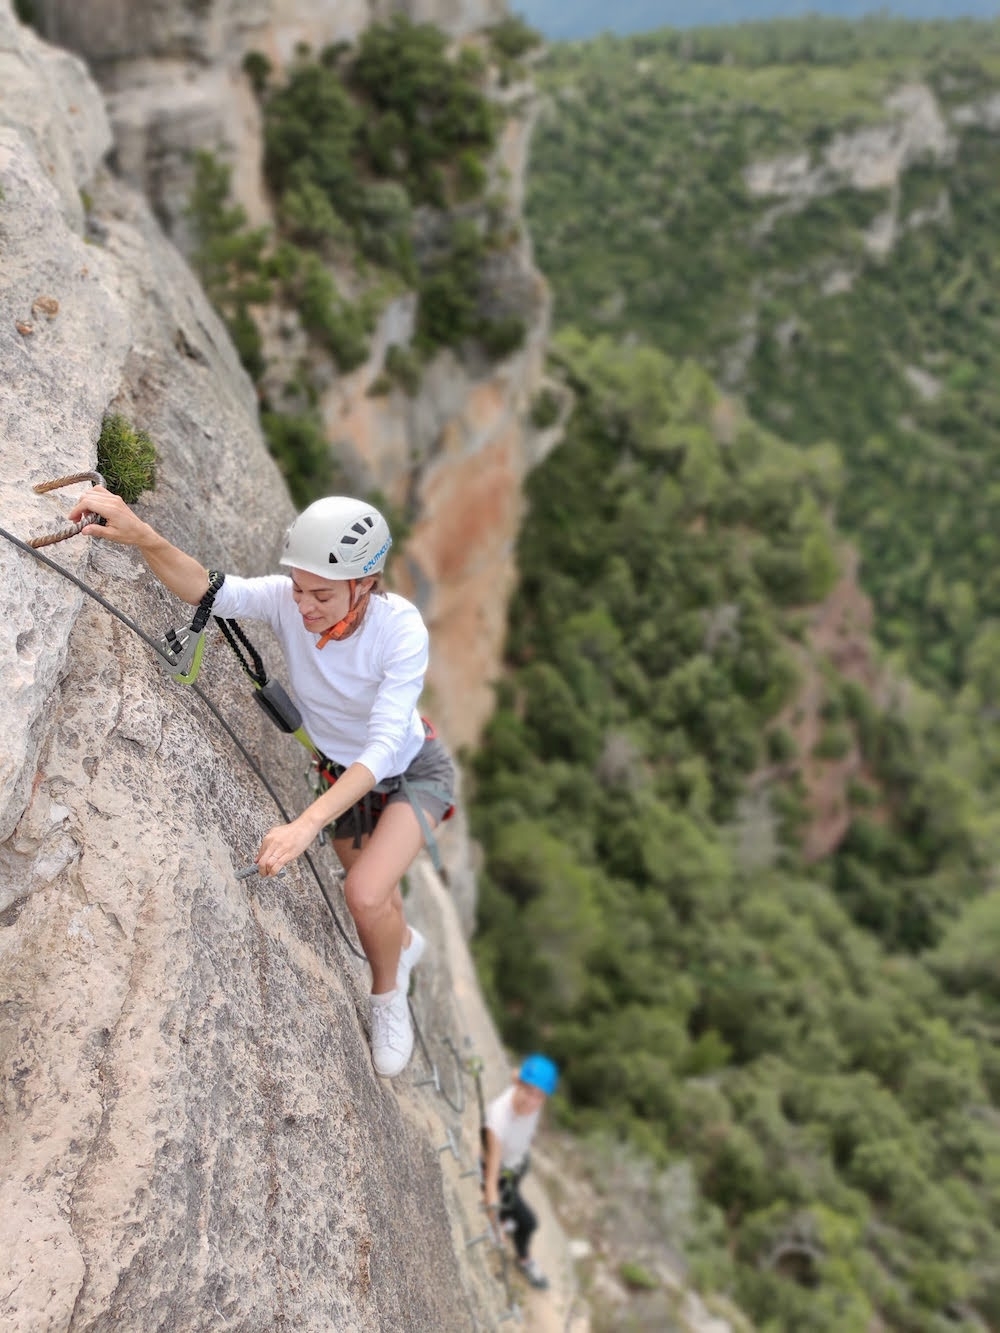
[67,489,456,1080]
[481,1053,560,1290]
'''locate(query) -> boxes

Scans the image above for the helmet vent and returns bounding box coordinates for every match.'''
[341,534,358,546]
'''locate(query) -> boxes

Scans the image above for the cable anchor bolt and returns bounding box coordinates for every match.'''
[236,863,287,881]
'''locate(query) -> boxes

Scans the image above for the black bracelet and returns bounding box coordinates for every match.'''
[190,568,226,633]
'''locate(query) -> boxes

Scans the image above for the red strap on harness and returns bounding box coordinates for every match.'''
[314,717,454,820]
[420,716,454,820]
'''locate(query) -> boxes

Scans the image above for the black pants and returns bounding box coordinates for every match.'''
[500,1178,537,1260]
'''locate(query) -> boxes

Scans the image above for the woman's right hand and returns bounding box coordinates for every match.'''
[483,1201,503,1246]
[66,487,151,546]
[65,488,210,604]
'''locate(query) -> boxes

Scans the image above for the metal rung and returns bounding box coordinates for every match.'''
[466,1230,492,1249]
[416,1064,441,1093]
[436,1126,459,1159]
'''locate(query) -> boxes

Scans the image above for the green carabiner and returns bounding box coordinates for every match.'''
[154,624,207,683]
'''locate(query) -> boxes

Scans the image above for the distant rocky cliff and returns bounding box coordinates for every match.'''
[0,3,575,1329]
[27,0,505,239]
[743,83,955,263]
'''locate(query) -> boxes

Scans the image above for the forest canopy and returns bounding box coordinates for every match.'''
[471,16,1000,1331]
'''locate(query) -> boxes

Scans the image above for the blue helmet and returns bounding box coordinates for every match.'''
[519,1053,559,1096]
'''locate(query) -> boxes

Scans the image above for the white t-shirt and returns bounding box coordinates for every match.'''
[485,1086,541,1173]
[211,574,428,783]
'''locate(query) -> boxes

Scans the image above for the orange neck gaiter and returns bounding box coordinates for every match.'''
[315,579,370,648]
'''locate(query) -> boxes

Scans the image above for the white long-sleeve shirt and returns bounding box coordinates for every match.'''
[485,1086,541,1173]
[211,574,428,783]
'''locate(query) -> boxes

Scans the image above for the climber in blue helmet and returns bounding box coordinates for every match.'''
[481,1053,560,1290]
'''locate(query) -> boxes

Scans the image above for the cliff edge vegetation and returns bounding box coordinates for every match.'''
[186,14,541,506]
[469,16,1000,1331]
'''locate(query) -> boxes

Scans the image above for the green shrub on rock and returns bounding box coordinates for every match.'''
[97,414,158,503]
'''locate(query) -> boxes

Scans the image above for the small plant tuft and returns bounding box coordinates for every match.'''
[366,372,393,398]
[812,724,853,761]
[384,343,421,395]
[618,1260,659,1292]
[486,16,543,63]
[97,414,158,503]
[242,50,272,97]
[530,386,561,429]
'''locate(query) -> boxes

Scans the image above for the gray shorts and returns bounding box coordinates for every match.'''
[331,735,456,841]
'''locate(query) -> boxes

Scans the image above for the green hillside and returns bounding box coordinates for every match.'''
[526,16,1000,692]
[469,16,1000,1331]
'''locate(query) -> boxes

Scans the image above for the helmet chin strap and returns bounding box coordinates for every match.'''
[315,578,371,648]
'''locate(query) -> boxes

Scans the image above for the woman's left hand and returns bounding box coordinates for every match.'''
[256,816,318,876]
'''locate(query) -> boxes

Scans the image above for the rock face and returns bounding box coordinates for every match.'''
[0,5,553,1329]
[744,84,954,203]
[744,83,955,260]
[28,0,508,238]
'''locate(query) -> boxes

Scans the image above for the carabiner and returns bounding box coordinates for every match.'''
[154,623,207,683]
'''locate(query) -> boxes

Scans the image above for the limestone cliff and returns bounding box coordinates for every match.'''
[27,0,506,239]
[0,5,573,1329]
[743,83,955,263]
[26,0,554,765]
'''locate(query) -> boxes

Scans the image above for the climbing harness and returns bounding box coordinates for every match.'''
[310,717,454,871]
[208,611,453,873]
[28,471,107,548]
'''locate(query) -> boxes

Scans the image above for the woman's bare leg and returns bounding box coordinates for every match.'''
[333,801,438,994]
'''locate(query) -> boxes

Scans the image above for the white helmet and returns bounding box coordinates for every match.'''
[279,496,392,580]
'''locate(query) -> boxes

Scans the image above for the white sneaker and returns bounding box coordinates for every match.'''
[369,989,413,1078]
[518,1256,549,1290]
[397,926,427,995]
